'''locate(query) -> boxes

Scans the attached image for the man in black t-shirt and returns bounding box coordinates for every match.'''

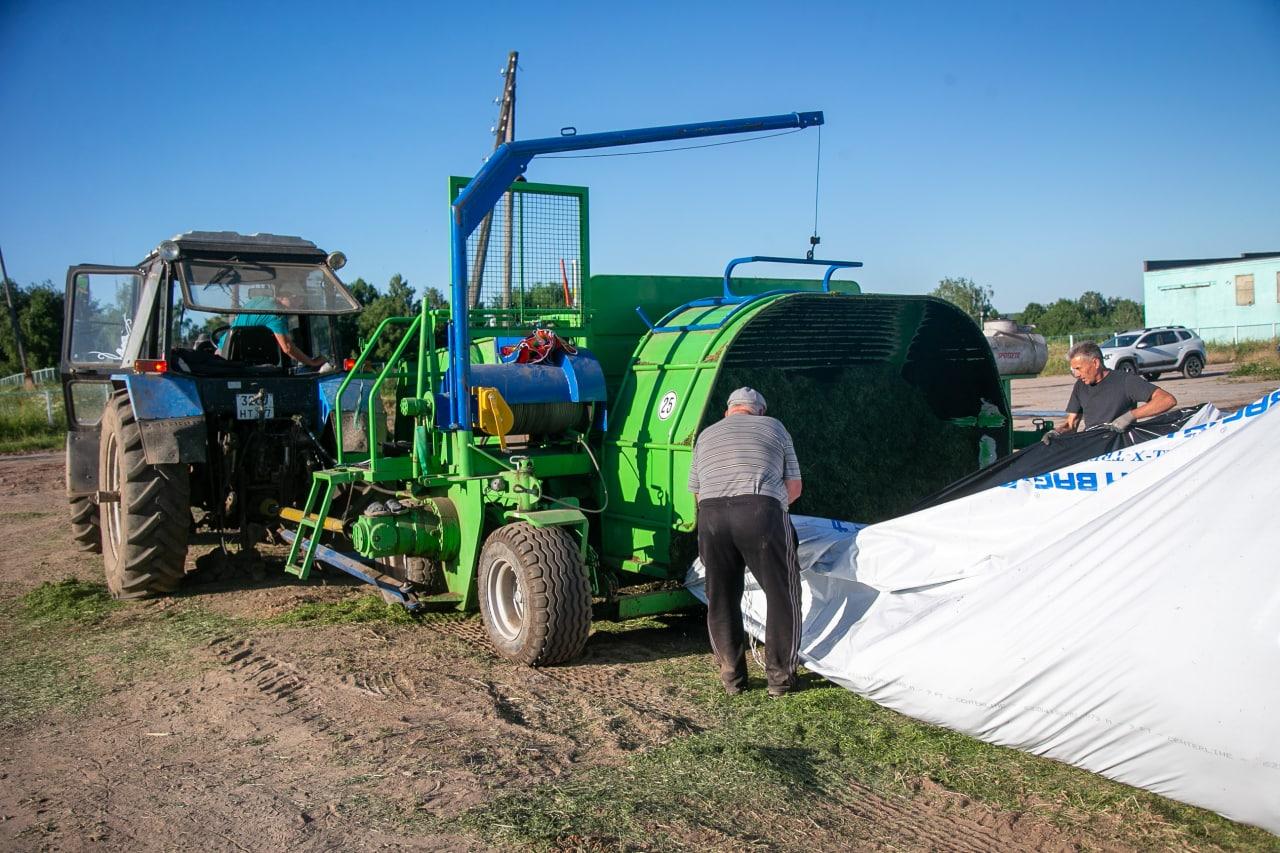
[1049,341,1176,438]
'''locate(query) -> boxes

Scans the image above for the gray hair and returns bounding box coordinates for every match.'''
[1067,341,1104,363]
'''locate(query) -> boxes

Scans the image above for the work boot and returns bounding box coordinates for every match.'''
[767,674,797,698]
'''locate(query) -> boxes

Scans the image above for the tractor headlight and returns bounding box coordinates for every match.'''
[326,251,347,271]
[158,240,180,261]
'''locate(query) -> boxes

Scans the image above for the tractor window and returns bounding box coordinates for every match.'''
[68,381,111,426]
[307,315,337,363]
[68,272,142,366]
[179,261,360,315]
[169,280,229,350]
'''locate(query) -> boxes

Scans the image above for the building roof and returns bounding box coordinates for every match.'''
[1144,252,1280,272]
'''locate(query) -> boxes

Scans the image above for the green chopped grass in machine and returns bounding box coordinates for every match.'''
[710,366,977,524]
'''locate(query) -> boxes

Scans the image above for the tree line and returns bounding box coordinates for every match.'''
[0,275,449,374]
[928,277,1144,336]
[0,280,62,376]
[3,272,1148,375]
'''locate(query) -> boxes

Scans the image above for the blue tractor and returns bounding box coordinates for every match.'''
[60,231,372,597]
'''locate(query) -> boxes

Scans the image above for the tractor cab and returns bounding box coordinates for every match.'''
[61,232,368,597]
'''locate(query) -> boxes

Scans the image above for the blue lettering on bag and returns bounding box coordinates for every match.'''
[1245,397,1269,417]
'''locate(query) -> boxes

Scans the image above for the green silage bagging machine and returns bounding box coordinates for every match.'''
[282,111,1011,665]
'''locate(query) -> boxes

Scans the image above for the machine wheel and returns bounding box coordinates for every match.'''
[477,522,591,666]
[99,391,191,599]
[69,495,102,553]
[1116,360,1137,375]
[1182,354,1204,379]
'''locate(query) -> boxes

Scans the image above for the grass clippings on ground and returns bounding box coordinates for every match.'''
[0,579,235,725]
[457,676,1279,852]
[268,592,421,626]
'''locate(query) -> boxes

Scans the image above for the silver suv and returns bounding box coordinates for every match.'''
[1099,325,1206,379]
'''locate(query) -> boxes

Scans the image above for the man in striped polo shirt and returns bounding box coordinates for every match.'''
[688,387,803,697]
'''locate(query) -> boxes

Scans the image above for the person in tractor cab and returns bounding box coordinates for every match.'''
[230,280,328,369]
[1047,341,1176,441]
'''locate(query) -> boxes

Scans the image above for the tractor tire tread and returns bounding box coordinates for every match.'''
[69,495,102,553]
[100,391,190,599]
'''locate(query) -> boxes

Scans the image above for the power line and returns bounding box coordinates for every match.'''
[542,128,804,159]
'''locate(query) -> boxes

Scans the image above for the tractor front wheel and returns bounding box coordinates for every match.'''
[477,522,591,666]
[99,391,191,598]
[69,495,101,553]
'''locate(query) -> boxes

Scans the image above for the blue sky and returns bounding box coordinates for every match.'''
[2,0,1277,313]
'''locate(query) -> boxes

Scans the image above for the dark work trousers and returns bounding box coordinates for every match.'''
[697,494,801,692]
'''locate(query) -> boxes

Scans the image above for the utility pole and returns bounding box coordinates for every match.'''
[0,245,36,389]
[468,50,518,309]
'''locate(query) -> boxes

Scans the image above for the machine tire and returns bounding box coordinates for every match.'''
[98,391,191,599]
[1116,360,1137,375]
[477,522,591,666]
[1182,354,1204,379]
[69,495,102,553]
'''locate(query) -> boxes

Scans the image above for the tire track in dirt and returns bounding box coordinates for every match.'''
[209,635,335,732]
[423,615,707,749]
[789,769,1074,853]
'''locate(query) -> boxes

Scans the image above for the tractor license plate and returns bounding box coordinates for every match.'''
[235,392,274,420]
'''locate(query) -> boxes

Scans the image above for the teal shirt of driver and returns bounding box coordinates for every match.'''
[231,296,289,336]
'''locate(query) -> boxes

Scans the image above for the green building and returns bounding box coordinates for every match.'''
[1143,252,1280,343]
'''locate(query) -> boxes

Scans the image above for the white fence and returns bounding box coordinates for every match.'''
[0,366,58,388]
[1193,323,1280,345]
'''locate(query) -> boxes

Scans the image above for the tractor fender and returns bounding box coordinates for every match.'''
[118,373,208,464]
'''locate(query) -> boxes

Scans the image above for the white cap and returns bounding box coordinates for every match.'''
[727,387,766,414]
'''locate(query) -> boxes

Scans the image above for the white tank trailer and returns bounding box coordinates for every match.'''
[984,319,1049,376]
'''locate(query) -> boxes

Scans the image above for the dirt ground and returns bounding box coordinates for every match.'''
[1,369,1274,851]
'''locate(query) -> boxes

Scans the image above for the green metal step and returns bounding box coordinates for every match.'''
[283,469,359,579]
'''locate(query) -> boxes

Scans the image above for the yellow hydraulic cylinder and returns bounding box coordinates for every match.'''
[278,506,345,535]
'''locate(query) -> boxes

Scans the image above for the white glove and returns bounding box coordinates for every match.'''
[317,360,337,374]
[1106,410,1136,431]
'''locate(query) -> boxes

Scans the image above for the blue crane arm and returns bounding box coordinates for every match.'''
[446,110,825,434]
[452,111,823,236]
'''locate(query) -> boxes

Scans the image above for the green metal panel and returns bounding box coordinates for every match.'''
[594,588,701,621]
[584,274,861,395]
[599,291,1009,577]
[600,292,795,574]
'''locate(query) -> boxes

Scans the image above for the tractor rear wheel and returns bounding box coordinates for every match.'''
[69,495,101,553]
[477,522,591,666]
[99,391,191,598]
